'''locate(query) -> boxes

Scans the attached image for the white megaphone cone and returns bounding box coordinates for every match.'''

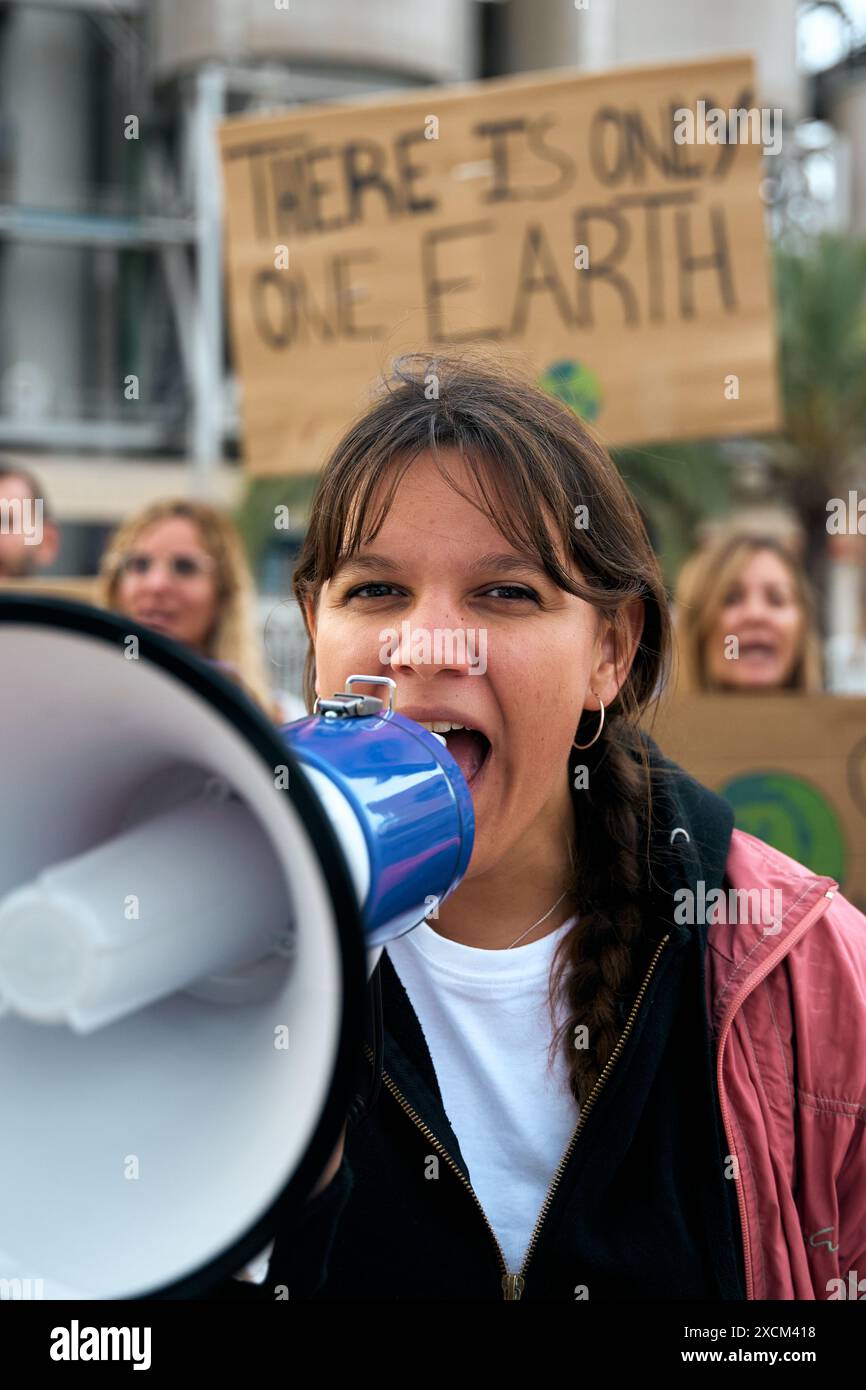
[0,596,474,1299]
[0,775,290,1031]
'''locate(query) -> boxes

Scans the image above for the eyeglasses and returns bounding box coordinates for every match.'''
[118,552,216,581]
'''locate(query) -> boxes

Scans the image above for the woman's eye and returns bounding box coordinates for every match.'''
[345,583,402,599]
[344,583,539,603]
[484,585,538,601]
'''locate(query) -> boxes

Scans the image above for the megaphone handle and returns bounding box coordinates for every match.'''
[232,1117,350,1288]
[234,1240,275,1286]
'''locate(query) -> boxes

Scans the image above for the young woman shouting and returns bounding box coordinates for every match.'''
[234,352,866,1302]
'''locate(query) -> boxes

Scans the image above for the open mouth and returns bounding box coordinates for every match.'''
[403,713,493,789]
[138,612,178,627]
[441,728,491,786]
[739,643,778,660]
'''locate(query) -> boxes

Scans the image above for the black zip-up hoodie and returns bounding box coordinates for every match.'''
[218,734,747,1301]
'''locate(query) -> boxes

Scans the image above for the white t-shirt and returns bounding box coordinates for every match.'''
[385,913,581,1273]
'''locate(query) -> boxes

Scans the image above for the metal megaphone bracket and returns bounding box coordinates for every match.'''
[313,674,397,719]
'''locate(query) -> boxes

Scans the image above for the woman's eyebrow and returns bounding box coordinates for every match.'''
[332,552,398,579]
[333,551,549,579]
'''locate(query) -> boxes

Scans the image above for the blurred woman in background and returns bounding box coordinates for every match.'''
[673,530,823,693]
[99,498,277,716]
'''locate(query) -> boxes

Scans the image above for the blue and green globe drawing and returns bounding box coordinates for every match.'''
[539,360,601,422]
[719,771,846,884]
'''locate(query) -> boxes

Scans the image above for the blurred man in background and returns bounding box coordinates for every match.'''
[0,460,59,579]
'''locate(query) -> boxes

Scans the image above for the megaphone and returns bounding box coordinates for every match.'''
[0,595,474,1299]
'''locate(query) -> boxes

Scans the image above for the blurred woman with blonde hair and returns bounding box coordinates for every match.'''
[673,529,823,694]
[99,497,275,715]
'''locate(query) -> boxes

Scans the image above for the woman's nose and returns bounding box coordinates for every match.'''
[384,605,479,676]
[740,593,774,622]
[138,560,174,592]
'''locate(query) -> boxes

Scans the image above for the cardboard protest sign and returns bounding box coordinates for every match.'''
[218,53,780,476]
[646,695,866,918]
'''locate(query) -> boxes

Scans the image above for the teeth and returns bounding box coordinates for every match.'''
[416,720,471,734]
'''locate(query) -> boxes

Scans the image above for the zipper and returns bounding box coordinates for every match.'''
[712,886,837,1302]
[515,931,670,1291]
[360,1040,513,1291]
[363,931,670,1299]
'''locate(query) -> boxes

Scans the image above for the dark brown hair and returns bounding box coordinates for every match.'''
[292,350,673,1106]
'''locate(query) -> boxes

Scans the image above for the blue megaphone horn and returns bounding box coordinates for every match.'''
[283,672,475,973]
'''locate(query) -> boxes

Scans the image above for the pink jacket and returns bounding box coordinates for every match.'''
[707,827,866,1300]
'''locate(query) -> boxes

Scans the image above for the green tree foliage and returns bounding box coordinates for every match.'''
[234,473,320,568]
[613,440,732,587]
[773,233,866,589]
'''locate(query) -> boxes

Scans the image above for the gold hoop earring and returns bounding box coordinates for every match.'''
[573,695,605,750]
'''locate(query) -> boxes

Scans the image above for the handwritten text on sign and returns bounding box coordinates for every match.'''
[218,56,779,475]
